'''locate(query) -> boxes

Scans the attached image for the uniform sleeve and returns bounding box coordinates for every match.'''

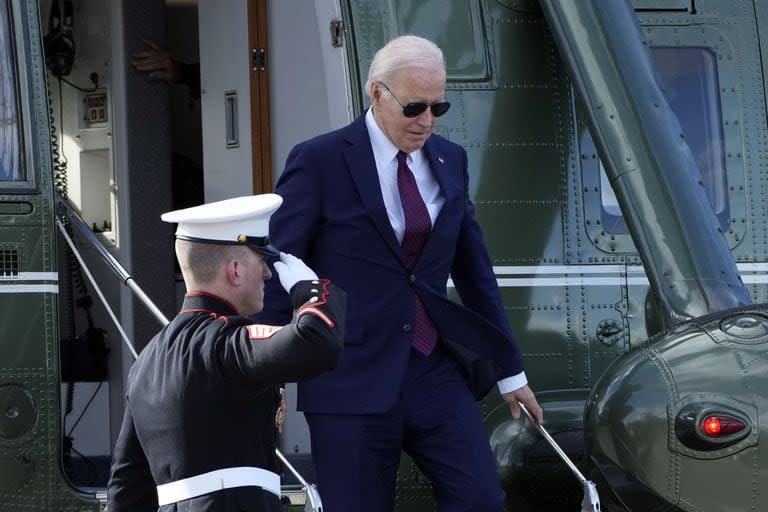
[450,150,524,378]
[221,279,346,386]
[107,402,157,512]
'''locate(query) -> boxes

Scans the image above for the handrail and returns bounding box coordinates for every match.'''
[55,216,139,360]
[55,195,170,327]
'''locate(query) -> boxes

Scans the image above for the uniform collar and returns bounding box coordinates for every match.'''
[180,291,240,317]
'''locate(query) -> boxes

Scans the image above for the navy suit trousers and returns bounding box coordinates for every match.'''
[305,347,507,512]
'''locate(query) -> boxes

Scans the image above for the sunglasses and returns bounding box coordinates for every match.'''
[378,82,451,118]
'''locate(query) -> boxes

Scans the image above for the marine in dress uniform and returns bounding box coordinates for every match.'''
[107,194,346,512]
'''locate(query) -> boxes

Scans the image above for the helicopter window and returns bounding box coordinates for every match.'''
[0,2,21,186]
[394,0,490,83]
[0,0,23,183]
[599,46,728,233]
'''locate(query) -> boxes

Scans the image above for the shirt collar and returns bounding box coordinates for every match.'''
[365,108,424,170]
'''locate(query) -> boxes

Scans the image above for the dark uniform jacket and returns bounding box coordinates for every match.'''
[107,279,345,512]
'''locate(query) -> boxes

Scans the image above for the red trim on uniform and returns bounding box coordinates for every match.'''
[298,279,331,308]
[184,291,240,315]
[298,307,335,328]
[297,279,334,327]
[319,279,331,305]
[247,324,283,340]
[179,308,213,315]
[177,308,230,323]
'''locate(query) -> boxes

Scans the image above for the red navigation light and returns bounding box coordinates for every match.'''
[703,417,721,435]
[701,415,746,437]
[676,404,752,450]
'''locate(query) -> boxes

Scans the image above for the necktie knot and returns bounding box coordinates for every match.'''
[396,151,408,168]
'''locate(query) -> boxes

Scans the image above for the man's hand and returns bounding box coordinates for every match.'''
[501,385,543,426]
[132,40,179,83]
[273,252,318,293]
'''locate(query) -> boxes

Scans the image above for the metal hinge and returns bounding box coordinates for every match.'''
[252,48,266,71]
[330,19,343,48]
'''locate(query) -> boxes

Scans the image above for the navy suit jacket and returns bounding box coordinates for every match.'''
[255,113,525,414]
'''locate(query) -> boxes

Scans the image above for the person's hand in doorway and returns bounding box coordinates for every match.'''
[132,39,200,100]
[132,39,180,83]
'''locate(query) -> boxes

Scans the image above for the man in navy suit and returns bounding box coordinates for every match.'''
[256,35,543,511]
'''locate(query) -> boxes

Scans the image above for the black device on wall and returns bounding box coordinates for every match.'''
[43,0,75,77]
[60,296,109,383]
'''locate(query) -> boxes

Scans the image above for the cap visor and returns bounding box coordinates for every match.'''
[253,244,280,258]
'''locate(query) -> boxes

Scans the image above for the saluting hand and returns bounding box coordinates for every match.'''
[273,252,318,293]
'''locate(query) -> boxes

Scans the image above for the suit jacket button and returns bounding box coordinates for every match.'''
[410,274,416,282]
[403,323,412,332]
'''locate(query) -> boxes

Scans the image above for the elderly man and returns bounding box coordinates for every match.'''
[107,194,345,511]
[255,36,543,511]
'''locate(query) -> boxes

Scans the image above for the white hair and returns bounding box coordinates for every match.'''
[365,35,446,97]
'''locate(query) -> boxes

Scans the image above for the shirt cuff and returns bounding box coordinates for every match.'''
[497,372,528,395]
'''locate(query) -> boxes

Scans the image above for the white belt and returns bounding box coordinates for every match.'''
[156,466,281,506]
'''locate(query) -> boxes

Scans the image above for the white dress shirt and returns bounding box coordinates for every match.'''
[365,109,527,395]
[365,109,444,240]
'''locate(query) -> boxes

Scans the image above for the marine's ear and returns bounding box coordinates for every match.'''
[223,259,242,286]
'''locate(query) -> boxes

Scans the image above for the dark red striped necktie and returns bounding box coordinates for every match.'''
[396,151,438,356]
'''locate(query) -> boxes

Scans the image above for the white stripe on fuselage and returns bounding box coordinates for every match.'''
[446,264,768,288]
[0,272,59,293]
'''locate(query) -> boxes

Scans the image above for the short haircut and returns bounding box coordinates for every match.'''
[175,239,251,285]
[365,35,445,97]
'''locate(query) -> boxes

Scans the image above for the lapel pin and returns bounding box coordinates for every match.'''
[438,157,445,164]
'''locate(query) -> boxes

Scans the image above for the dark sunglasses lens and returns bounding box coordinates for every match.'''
[431,102,451,117]
[402,103,428,118]
[402,102,451,118]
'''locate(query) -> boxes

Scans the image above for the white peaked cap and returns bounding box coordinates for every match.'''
[160,194,283,256]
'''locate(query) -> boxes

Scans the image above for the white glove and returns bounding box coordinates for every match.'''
[273,252,318,293]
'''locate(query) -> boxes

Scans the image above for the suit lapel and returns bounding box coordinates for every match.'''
[423,137,461,210]
[341,118,464,271]
[342,116,406,265]
[416,137,463,269]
